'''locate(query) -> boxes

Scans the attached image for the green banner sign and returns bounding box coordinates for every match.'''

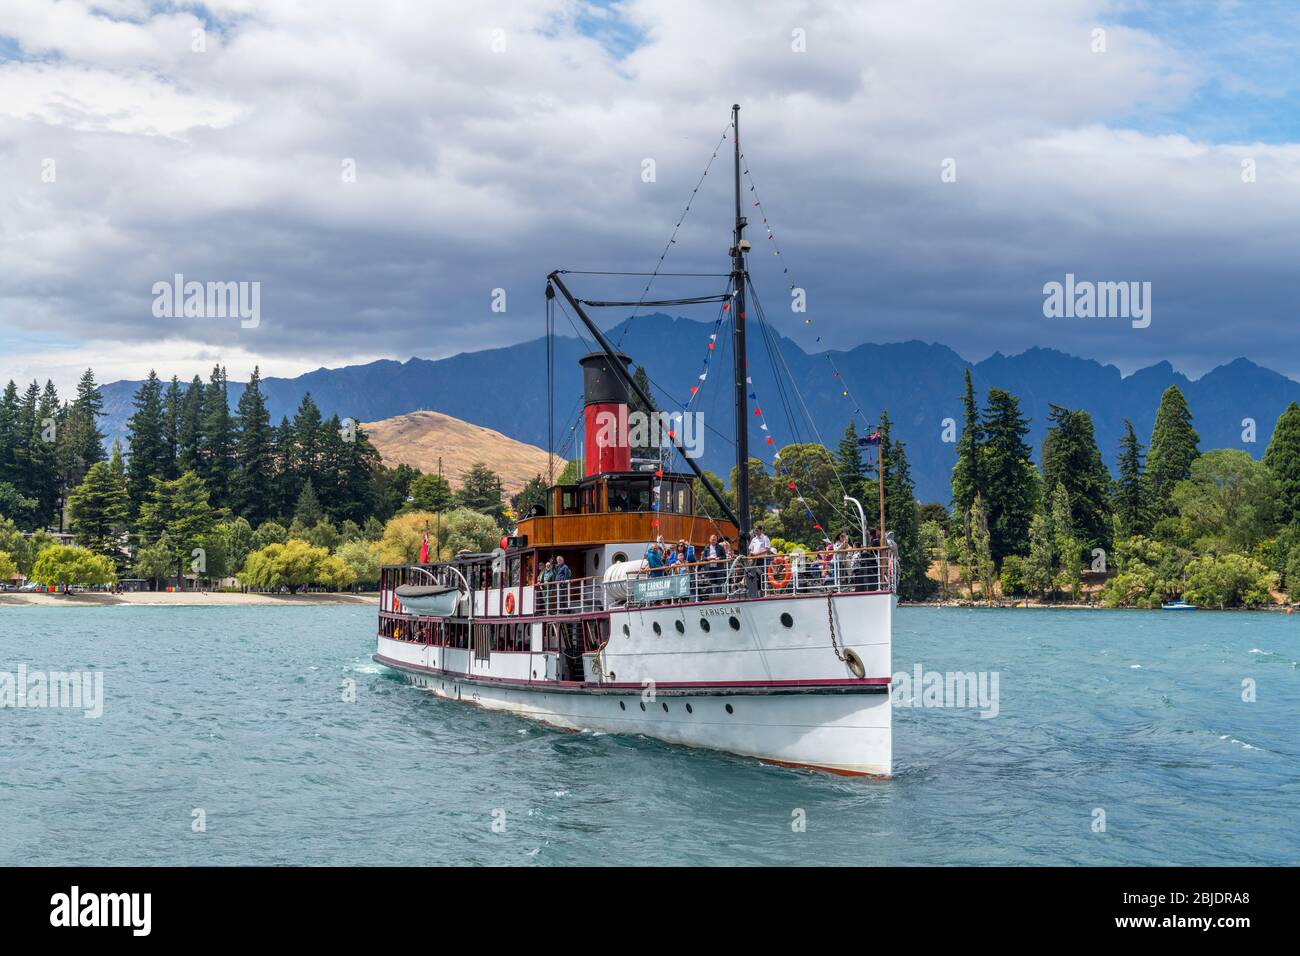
[632,575,691,602]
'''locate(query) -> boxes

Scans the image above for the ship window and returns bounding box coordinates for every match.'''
[653,622,662,636]
[661,702,668,712]
[725,704,734,715]
[507,556,521,587]
[620,701,626,710]
[780,613,793,628]
[674,620,685,634]
[699,618,710,632]
[686,703,693,714]
[613,552,627,564]
[622,624,629,636]
[728,616,740,631]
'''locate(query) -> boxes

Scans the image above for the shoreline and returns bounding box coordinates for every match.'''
[0,591,377,608]
[900,600,1292,612]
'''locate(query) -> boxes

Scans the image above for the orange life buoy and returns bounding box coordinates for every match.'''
[767,554,792,590]
[504,592,516,614]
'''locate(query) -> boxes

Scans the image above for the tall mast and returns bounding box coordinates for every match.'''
[731,103,751,546]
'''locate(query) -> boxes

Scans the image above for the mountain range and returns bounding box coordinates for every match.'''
[95,314,1297,503]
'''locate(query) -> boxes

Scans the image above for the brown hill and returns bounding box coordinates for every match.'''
[362,410,565,495]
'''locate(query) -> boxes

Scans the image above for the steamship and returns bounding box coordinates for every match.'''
[375,106,895,775]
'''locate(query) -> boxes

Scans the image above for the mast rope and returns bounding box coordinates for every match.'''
[613,122,732,350]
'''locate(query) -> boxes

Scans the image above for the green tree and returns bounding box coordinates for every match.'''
[1145,385,1199,518]
[60,369,106,495]
[950,369,982,519]
[125,371,167,517]
[1114,419,1148,537]
[835,421,867,503]
[1050,482,1082,601]
[67,448,129,562]
[32,544,116,588]
[456,462,506,525]
[409,473,454,513]
[771,443,837,546]
[134,534,176,589]
[200,364,234,509]
[138,471,221,585]
[980,388,1037,564]
[1170,449,1278,553]
[252,520,289,550]
[1040,404,1112,555]
[234,366,276,526]
[177,376,206,476]
[1183,553,1276,608]
[1263,401,1300,526]
[1024,507,1055,598]
[293,479,324,527]
[511,474,547,517]
[336,538,379,587]
[878,411,931,599]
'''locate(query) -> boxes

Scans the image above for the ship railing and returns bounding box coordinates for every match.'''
[615,545,896,609]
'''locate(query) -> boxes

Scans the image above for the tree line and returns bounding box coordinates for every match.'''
[930,370,1300,608]
[0,366,525,589]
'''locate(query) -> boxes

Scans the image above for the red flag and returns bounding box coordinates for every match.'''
[419,532,430,564]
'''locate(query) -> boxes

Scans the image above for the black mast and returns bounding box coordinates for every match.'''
[730,103,751,546]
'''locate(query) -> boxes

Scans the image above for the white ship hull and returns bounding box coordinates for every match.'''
[375,589,893,776]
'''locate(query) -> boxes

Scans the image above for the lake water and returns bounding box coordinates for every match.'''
[1,605,1295,865]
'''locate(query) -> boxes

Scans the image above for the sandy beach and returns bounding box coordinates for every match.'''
[0,591,378,608]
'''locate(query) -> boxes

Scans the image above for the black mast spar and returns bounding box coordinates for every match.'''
[730,103,751,548]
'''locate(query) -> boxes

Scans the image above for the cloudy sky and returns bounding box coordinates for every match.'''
[2,0,1299,395]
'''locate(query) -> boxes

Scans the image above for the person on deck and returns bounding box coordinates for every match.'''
[645,542,666,578]
[701,534,725,597]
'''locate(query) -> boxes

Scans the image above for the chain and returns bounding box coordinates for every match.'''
[826,593,847,663]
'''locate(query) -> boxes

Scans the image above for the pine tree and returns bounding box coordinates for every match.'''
[63,369,106,488]
[200,365,234,509]
[126,371,167,517]
[177,375,205,475]
[1040,404,1112,554]
[0,381,18,487]
[950,369,983,521]
[1263,402,1300,526]
[1145,385,1199,517]
[292,479,323,528]
[162,376,183,480]
[980,387,1037,564]
[1024,506,1056,598]
[961,494,994,601]
[138,471,220,584]
[878,411,930,600]
[33,382,63,528]
[457,462,506,525]
[68,441,129,562]
[835,421,866,504]
[335,419,380,524]
[627,365,658,460]
[1114,419,1148,537]
[234,366,275,525]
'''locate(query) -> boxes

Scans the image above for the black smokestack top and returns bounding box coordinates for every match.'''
[579,352,632,407]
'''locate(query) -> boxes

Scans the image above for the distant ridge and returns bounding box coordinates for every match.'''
[362,410,564,496]
[91,314,1300,503]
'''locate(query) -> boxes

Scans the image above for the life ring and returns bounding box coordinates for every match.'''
[504,592,516,614]
[767,554,792,590]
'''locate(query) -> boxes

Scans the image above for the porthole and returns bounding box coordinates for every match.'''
[728,616,740,631]
[780,612,794,628]
[613,552,627,564]
[661,702,669,713]
[622,624,630,636]
[653,622,662,635]
[674,620,685,634]
[725,703,734,715]
[639,701,647,711]
[686,703,694,714]
[532,670,537,679]
[699,618,710,632]
[619,700,626,711]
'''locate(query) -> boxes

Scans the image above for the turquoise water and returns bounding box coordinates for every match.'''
[1,605,1296,866]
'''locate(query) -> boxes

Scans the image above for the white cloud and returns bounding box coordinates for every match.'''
[0,0,1298,388]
